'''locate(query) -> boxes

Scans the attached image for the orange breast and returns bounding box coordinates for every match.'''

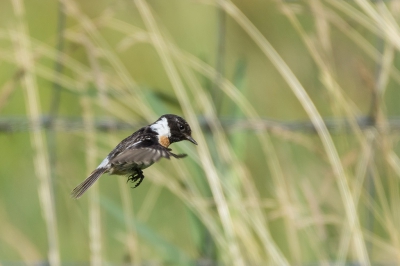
[159,135,170,147]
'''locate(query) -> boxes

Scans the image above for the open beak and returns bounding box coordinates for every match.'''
[185,135,198,145]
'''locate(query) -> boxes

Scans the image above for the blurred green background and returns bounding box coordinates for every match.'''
[1,0,400,265]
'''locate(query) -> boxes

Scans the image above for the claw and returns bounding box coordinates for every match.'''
[133,176,144,188]
[127,169,145,188]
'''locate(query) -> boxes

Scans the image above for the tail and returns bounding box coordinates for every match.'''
[71,168,107,199]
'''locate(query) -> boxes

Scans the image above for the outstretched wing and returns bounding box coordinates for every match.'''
[110,139,186,166]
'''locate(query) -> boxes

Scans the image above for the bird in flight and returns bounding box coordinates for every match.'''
[71,114,197,198]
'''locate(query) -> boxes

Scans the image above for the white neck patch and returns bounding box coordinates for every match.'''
[150,117,171,137]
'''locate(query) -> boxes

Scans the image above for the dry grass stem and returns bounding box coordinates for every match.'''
[11,0,60,265]
[218,0,369,263]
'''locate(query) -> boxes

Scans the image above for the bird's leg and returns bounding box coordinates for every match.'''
[127,169,145,188]
[133,170,144,188]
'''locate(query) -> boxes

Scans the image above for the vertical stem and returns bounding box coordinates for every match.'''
[213,3,226,113]
[49,0,66,117]
[80,35,105,266]
[133,1,245,264]
[80,94,102,266]
[219,1,369,264]
[47,0,66,193]
[11,0,60,265]
[118,178,140,264]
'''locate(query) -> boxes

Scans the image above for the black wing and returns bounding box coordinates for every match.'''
[110,136,186,166]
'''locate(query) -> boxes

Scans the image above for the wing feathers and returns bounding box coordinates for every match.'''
[111,146,186,165]
[72,145,187,198]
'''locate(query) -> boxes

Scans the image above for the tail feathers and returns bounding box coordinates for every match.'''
[71,168,107,199]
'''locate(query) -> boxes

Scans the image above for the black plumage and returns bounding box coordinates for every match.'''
[71,114,197,199]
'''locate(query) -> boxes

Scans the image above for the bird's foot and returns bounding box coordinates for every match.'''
[127,169,145,188]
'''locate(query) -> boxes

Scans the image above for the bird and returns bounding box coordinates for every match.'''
[71,114,197,199]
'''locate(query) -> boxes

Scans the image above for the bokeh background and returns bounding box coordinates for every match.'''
[1,0,400,265]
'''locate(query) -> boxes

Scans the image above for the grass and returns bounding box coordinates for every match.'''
[1,0,400,265]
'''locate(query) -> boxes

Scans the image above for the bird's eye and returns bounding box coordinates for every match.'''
[179,124,185,131]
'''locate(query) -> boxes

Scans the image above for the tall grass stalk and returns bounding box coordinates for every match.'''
[133,1,245,264]
[60,0,156,121]
[144,166,229,256]
[136,184,162,222]
[81,36,104,265]
[178,60,280,263]
[81,93,102,266]
[278,2,371,262]
[179,27,291,266]
[11,0,60,265]
[174,44,292,264]
[353,0,400,50]
[326,0,400,86]
[117,178,140,264]
[0,71,20,112]
[218,0,369,264]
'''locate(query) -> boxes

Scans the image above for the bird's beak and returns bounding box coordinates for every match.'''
[185,135,198,145]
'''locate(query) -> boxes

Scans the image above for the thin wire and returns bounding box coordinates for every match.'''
[1,115,400,133]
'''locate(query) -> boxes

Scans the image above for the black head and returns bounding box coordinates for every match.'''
[160,114,197,145]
